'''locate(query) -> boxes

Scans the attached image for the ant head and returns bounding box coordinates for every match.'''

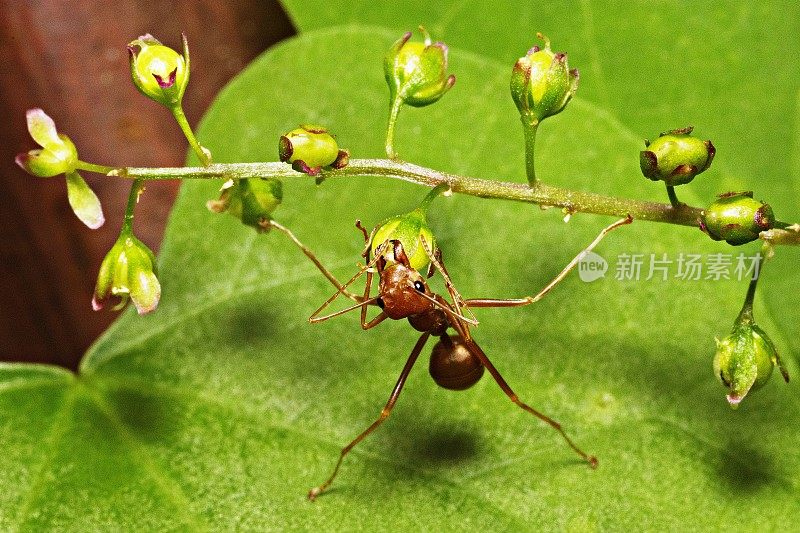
[375,240,434,319]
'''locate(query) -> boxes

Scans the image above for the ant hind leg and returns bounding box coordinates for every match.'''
[308,332,430,500]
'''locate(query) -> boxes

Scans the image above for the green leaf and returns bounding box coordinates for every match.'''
[2,24,799,530]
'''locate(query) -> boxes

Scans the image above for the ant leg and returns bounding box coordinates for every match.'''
[309,254,382,322]
[458,331,597,468]
[360,267,373,327]
[308,332,430,501]
[418,236,476,323]
[463,215,633,309]
[358,270,388,329]
[309,297,381,323]
[268,220,361,302]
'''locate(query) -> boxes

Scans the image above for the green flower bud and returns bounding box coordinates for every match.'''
[385,27,456,108]
[701,191,774,246]
[714,321,788,407]
[207,178,283,232]
[510,33,579,124]
[93,233,160,315]
[16,108,78,177]
[278,125,349,176]
[640,127,715,186]
[371,208,436,271]
[127,33,189,108]
[16,109,104,229]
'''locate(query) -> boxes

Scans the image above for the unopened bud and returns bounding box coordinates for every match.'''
[371,209,436,271]
[278,125,348,176]
[701,191,774,246]
[93,233,160,315]
[714,320,788,407]
[385,27,455,108]
[640,127,715,186]
[128,33,189,108]
[207,178,283,231]
[510,33,579,124]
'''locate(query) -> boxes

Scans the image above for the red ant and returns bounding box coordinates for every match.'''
[304,187,632,500]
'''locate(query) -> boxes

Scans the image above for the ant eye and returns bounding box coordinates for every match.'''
[413,281,425,293]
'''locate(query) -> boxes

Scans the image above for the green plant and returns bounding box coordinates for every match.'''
[3,3,800,530]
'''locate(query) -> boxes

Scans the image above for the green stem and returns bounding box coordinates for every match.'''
[385,98,402,159]
[522,117,539,188]
[736,251,766,325]
[76,161,115,174]
[665,185,682,208]
[111,158,800,244]
[171,105,211,166]
[121,179,144,234]
[418,183,450,212]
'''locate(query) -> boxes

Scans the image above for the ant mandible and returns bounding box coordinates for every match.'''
[305,184,632,500]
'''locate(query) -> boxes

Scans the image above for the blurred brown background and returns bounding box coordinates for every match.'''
[0,1,294,369]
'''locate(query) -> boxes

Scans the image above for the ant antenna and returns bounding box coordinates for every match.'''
[355,219,376,258]
[417,291,478,326]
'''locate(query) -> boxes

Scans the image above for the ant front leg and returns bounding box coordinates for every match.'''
[308,332,430,501]
[418,236,476,323]
[464,215,633,309]
[359,267,387,330]
[268,220,361,303]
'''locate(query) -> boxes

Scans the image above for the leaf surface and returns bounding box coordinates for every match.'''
[2,23,798,531]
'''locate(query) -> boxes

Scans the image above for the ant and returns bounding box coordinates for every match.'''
[304,185,632,500]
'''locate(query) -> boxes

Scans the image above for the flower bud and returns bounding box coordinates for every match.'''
[278,125,349,176]
[207,178,283,231]
[16,109,104,229]
[714,321,788,407]
[701,191,774,246]
[510,33,579,123]
[93,233,160,315]
[128,33,189,108]
[640,127,715,186]
[370,208,436,271]
[385,27,456,108]
[16,108,78,177]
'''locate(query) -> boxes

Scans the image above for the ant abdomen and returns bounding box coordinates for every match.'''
[429,334,484,391]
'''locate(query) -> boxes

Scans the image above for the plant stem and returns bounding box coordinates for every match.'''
[76,161,115,174]
[111,158,800,244]
[736,251,766,325]
[385,98,402,159]
[522,118,539,188]
[418,182,450,212]
[171,105,211,166]
[121,179,143,234]
[665,185,682,208]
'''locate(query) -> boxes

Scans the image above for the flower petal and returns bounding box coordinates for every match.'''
[65,171,105,229]
[129,269,161,314]
[26,108,61,148]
